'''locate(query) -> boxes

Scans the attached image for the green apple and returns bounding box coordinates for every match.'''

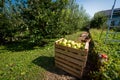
[61,41,67,46]
[67,40,72,44]
[63,39,67,42]
[73,45,77,49]
[70,41,75,46]
[58,40,62,44]
[74,43,77,46]
[76,44,81,49]
[57,39,84,49]
[80,44,84,49]
[66,43,71,47]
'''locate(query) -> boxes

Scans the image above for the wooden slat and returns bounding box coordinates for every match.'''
[55,57,83,70]
[54,38,89,79]
[55,52,85,67]
[67,48,87,56]
[55,44,88,56]
[56,63,82,78]
[85,42,89,50]
[55,44,68,51]
[55,60,81,72]
[55,48,87,61]
[56,61,82,75]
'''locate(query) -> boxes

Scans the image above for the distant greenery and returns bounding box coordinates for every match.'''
[0,0,90,45]
[90,12,107,28]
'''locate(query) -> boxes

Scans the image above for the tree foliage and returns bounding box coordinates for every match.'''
[0,0,26,44]
[90,12,107,28]
[0,0,90,45]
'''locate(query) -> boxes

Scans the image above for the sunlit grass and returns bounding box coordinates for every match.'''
[0,41,54,80]
[90,29,120,80]
[1,29,119,80]
[0,31,83,80]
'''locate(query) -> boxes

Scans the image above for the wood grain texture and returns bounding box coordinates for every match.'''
[54,39,89,79]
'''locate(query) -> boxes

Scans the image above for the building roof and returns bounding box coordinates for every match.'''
[95,8,120,17]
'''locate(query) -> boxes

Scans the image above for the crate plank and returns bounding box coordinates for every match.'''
[55,52,85,67]
[55,60,82,72]
[55,48,87,61]
[56,63,82,78]
[55,61,82,75]
[55,57,83,70]
[55,44,88,56]
[54,38,89,79]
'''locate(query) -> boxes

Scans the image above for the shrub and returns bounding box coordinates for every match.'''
[90,12,107,29]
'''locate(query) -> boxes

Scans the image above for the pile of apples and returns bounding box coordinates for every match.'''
[56,38,85,49]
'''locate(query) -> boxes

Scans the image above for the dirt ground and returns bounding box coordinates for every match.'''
[45,65,91,80]
[44,54,93,80]
[45,67,78,80]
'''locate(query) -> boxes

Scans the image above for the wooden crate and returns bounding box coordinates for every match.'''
[55,39,89,79]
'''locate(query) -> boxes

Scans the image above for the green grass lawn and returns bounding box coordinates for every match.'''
[0,32,82,80]
[0,29,119,80]
[0,41,55,80]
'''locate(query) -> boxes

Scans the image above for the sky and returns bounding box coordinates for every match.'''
[76,0,120,18]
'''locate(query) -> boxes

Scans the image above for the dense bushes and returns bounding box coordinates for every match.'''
[90,29,120,80]
[0,0,90,45]
[90,12,107,29]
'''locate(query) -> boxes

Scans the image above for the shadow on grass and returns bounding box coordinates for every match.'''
[3,41,35,52]
[32,56,71,76]
[1,38,52,52]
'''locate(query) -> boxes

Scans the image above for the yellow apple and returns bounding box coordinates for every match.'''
[73,45,77,49]
[70,41,75,46]
[66,43,71,47]
[67,40,72,44]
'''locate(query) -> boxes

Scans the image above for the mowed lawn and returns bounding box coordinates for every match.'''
[0,41,54,80]
[0,32,82,80]
[1,29,119,80]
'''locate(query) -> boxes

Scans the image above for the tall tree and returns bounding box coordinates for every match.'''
[0,0,90,45]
